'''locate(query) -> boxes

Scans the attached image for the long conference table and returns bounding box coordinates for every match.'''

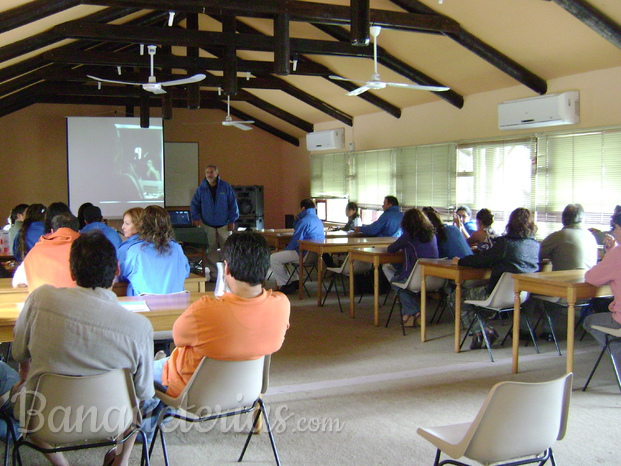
[259,229,350,251]
[298,236,397,305]
[0,291,212,343]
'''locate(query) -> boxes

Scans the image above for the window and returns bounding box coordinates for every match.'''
[310,152,348,198]
[350,149,395,208]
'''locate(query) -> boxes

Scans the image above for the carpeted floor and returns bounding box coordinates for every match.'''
[11,282,621,465]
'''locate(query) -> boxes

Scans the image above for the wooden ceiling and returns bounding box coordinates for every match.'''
[1,0,621,145]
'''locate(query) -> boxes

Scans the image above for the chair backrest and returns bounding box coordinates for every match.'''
[404,260,446,293]
[176,356,265,415]
[462,373,573,464]
[477,272,527,310]
[20,369,138,447]
[329,253,372,275]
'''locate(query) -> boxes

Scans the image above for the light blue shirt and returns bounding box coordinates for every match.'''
[81,222,122,249]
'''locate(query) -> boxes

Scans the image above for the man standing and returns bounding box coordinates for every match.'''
[12,230,155,465]
[80,205,122,249]
[12,212,80,290]
[355,196,403,237]
[191,165,239,280]
[270,199,325,294]
[156,231,290,397]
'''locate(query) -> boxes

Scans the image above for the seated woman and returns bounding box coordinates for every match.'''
[464,208,497,252]
[117,207,143,266]
[338,202,362,232]
[423,209,472,259]
[119,205,190,296]
[13,203,46,262]
[583,211,621,365]
[453,208,539,349]
[383,208,439,327]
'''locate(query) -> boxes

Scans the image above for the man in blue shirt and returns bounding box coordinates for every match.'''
[80,205,122,249]
[453,205,477,235]
[356,196,403,237]
[270,199,325,294]
[191,165,239,280]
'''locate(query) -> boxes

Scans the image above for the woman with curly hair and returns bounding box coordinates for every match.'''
[118,205,189,296]
[453,207,539,349]
[383,208,439,327]
[14,203,46,262]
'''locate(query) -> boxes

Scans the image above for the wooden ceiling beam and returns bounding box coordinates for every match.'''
[82,0,459,34]
[314,23,462,109]
[551,0,621,50]
[389,0,547,95]
[0,0,81,34]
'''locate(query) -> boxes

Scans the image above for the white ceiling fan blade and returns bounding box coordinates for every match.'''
[87,75,143,86]
[160,74,206,86]
[347,85,372,96]
[225,121,254,131]
[386,82,450,92]
[142,83,167,94]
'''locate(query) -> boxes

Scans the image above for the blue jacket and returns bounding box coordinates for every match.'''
[80,222,122,249]
[360,206,403,237]
[118,239,190,296]
[13,221,45,262]
[116,234,141,268]
[285,208,325,252]
[191,177,239,227]
[438,224,473,259]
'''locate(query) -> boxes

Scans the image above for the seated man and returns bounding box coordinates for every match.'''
[80,205,122,249]
[521,203,598,340]
[453,205,477,236]
[270,199,325,294]
[11,230,155,466]
[12,212,80,290]
[355,195,403,237]
[156,231,290,398]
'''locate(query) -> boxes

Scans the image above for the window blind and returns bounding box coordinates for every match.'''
[350,149,395,207]
[310,152,348,198]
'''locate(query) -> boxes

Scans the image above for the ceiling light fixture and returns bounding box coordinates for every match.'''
[168,12,175,27]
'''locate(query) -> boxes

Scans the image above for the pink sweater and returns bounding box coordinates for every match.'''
[585,245,621,324]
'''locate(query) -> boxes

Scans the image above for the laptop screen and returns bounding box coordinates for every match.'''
[169,210,192,227]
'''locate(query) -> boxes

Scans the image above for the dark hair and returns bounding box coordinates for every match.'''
[222,232,270,286]
[401,208,435,243]
[17,203,46,259]
[424,210,447,242]
[70,230,117,289]
[456,205,472,216]
[77,202,93,230]
[422,206,437,213]
[45,202,71,233]
[384,196,399,207]
[562,203,584,226]
[611,211,621,229]
[139,205,174,254]
[505,207,537,238]
[476,208,494,228]
[10,204,28,225]
[346,201,359,219]
[83,205,103,224]
[51,213,79,232]
[300,198,315,210]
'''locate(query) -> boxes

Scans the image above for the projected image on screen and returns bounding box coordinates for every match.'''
[67,117,164,218]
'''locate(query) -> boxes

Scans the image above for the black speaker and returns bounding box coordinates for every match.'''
[233,185,264,217]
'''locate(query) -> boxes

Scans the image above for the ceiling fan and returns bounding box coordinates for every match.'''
[329,26,450,96]
[87,45,206,94]
[221,94,254,131]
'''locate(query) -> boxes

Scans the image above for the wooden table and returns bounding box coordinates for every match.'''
[348,247,403,326]
[419,259,491,351]
[260,229,349,251]
[511,270,612,374]
[298,236,397,304]
[0,291,212,343]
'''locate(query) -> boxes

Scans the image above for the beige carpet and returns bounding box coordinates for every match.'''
[13,283,621,465]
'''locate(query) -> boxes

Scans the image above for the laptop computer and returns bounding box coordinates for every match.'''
[169,209,193,228]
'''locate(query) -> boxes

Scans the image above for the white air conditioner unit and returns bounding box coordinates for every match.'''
[306,128,345,151]
[498,91,579,130]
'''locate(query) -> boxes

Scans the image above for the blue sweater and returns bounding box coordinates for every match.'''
[360,206,403,237]
[438,224,473,259]
[81,222,122,249]
[118,239,190,296]
[13,221,45,261]
[387,231,439,282]
[285,208,325,252]
[191,177,239,227]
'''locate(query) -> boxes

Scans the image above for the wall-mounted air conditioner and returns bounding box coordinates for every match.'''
[306,128,345,151]
[498,91,580,130]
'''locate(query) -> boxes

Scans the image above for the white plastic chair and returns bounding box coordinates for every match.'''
[582,324,621,393]
[13,369,149,465]
[321,253,372,312]
[385,260,446,336]
[417,373,573,466]
[462,272,529,362]
[149,355,279,466]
